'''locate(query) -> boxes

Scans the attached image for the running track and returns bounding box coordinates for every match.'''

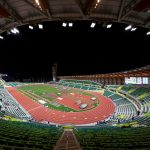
[7,87,115,125]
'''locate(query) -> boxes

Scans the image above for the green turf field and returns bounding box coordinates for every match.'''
[18,85,77,112]
[18,84,99,112]
[19,85,58,96]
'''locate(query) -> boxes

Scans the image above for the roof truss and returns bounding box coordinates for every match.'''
[23,0,49,19]
[0,0,22,23]
[85,0,97,16]
[120,0,144,20]
[74,0,85,18]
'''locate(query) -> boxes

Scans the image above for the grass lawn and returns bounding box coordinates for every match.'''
[18,84,100,112]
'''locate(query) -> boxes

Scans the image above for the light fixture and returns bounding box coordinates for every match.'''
[125,25,132,31]
[94,0,101,8]
[10,28,19,34]
[147,31,150,35]
[35,0,40,6]
[62,22,67,27]
[0,35,4,39]
[90,22,96,28]
[38,24,43,29]
[107,24,112,28]
[68,23,73,27]
[35,0,42,9]
[10,29,16,34]
[29,25,33,30]
[14,28,19,33]
[131,27,137,31]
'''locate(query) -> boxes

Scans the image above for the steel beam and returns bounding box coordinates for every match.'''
[0,0,23,23]
[24,0,48,18]
[121,0,143,20]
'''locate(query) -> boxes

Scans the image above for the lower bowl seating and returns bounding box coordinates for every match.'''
[0,120,62,150]
[75,126,150,150]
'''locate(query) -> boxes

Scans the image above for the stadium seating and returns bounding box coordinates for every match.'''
[103,90,137,121]
[75,126,150,149]
[120,86,150,98]
[130,87,150,98]
[0,83,4,88]
[105,85,120,90]
[0,80,150,150]
[103,85,150,125]
[116,86,150,124]
[0,88,31,120]
[139,96,150,114]
[120,85,136,92]
[60,79,100,86]
[0,120,62,150]
[103,90,114,97]
[58,79,102,91]
[74,84,82,89]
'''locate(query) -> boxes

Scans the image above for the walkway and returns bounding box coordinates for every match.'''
[54,129,82,150]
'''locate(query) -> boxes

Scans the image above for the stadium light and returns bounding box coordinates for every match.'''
[107,24,112,29]
[90,22,96,28]
[95,0,101,8]
[0,35,4,39]
[68,23,73,27]
[10,28,19,34]
[125,25,132,31]
[35,0,40,6]
[38,24,43,29]
[62,22,67,27]
[29,25,33,30]
[10,29,16,34]
[131,27,137,31]
[14,28,19,33]
[147,31,150,35]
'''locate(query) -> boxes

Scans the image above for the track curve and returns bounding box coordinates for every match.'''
[7,87,115,125]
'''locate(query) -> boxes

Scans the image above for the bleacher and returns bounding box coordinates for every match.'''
[105,85,120,90]
[130,87,150,98]
[0,120,62,150]
[120,85,136,92]
[58,79,102,91]
[0,88,31,120]
[60,79,100,86]
[6,82,36,87]
[6,82,22,87]
[0,82,4,88]
[75,126,150,149]
[80,85,90,90]
[103,90,137,121]
[117,86,150,125]
[74,84,82,89]
[103,90,114,97]
[120,85,150,98]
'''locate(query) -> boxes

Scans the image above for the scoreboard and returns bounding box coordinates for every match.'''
[125,77,149,84]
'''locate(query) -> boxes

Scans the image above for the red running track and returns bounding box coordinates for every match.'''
[7,87,115,125]
[56,93,95,110]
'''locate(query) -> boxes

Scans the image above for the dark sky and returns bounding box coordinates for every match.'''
[0,21,149,81]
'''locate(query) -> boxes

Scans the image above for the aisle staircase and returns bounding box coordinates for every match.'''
[54,129,82,150]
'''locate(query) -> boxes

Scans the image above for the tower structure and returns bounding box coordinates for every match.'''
[52,63,57,82]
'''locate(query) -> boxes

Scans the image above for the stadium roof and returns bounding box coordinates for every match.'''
[0,0,150,34]
[59,65,150,79]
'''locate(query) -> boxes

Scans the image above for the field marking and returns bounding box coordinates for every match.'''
[28,105,43,112]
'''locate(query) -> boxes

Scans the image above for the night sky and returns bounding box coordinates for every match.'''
[0,21,149,81]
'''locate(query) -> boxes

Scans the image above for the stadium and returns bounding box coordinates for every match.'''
[0,0,150,150]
